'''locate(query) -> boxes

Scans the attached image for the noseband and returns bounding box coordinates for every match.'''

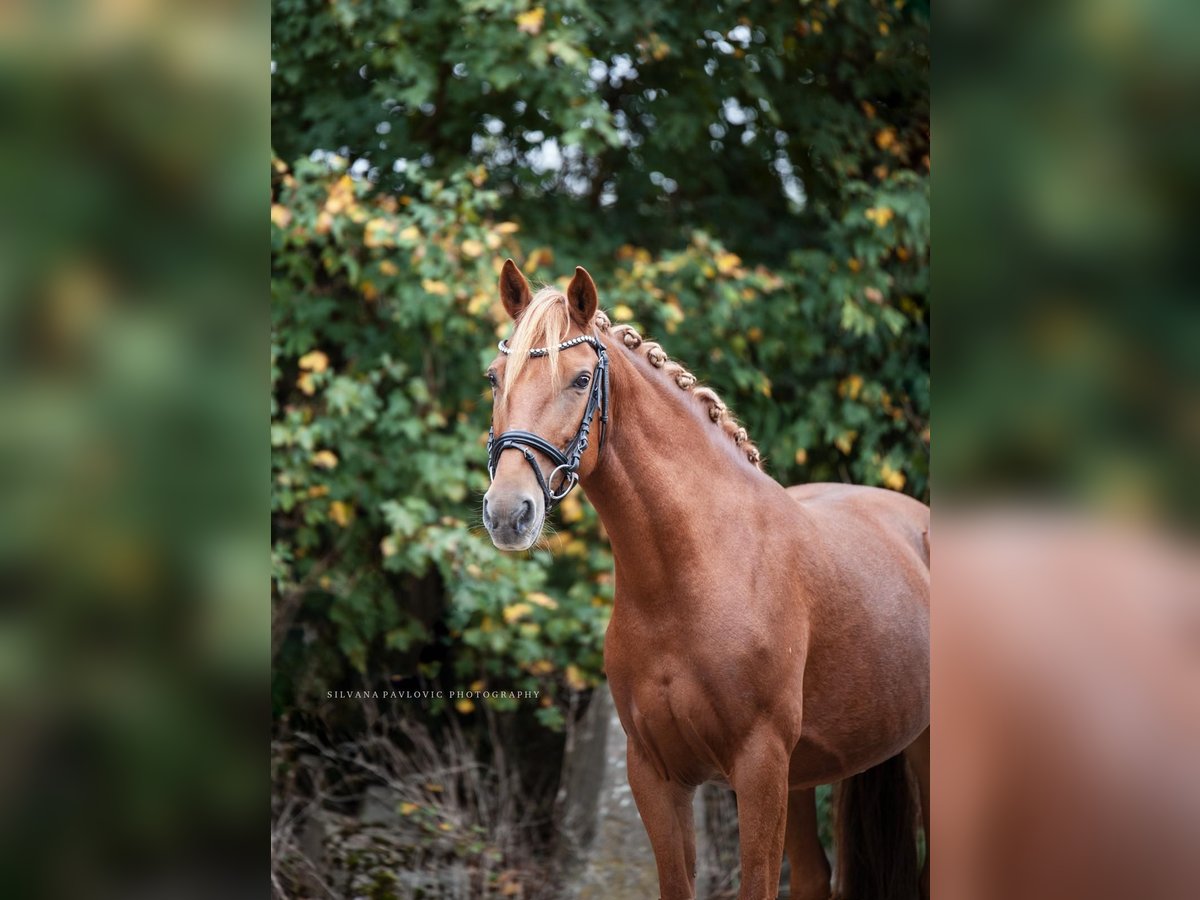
[486,334,610,508]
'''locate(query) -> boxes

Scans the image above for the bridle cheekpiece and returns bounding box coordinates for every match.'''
[486,333,610,508]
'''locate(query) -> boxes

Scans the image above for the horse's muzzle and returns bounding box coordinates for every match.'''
[483,489,542,551]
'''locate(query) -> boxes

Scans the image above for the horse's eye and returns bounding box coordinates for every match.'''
[573,372,591,389]
[487,371,498,389]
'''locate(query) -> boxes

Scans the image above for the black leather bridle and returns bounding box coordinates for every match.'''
[486,333,610,508]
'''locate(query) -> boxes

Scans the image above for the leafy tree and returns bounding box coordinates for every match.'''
[271,0,928,733]
[272,0,929,260]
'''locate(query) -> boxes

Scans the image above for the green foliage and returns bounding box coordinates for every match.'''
[272,0,929,262]
[271,0,929,731]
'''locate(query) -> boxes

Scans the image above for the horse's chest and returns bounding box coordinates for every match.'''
[606,642,804,783]
[611,675,728,783]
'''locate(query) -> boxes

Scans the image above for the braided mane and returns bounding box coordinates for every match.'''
[595,311,763,469]
[503,291,762,469]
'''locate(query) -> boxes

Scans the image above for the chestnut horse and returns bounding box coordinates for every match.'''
[482,260,930,900]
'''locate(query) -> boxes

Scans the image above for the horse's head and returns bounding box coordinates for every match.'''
[482,259,606,551]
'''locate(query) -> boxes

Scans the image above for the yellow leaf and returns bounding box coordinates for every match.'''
[438,821,454,832]
[715,251,742,275]
[516,7,545,35]
[747,327,763,343]
[875,128,898,152]
[360,280,378,301]
[880,463,906,491]
[470,680,485,692]
[879,21,890,36]
[559,493,584,524]
[381,536,397,558]
[308,485,330,498]
[425,783,444,793]
[613,304,634,322]
[847,258,862,273]
[399,225,420,242]
[461,238,484,258]
[865,206,894,227]
[299,350,329,373]
[311,450,339,469]
[422,279,449,295]
[795,448,808,465]
[524,247,552,272]
[297,372,315,395]
[526,592,558,610]
[834,431,858,455]
[363,217,396,248]
[495,221,520,234]
[811,20,823,35]
[270,204,292,229]
[379,260,399,276]
[565,664,588,692]
[329,500,352,527]
[529,659,554,675]
[455,698,475,714]
[399,802,418,816]
[503,602,533,624]
[838,374,864,401]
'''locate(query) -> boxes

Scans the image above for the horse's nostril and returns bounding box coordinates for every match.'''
[482,497,490,526]
[513,498,534,534]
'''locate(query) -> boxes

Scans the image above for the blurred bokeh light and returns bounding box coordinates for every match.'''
[937,0,1200,896]
[0,2,265,898]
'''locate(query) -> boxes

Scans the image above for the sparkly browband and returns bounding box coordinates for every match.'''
[497,334,602,357]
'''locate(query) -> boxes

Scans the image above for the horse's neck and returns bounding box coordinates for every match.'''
[581,345,773,601]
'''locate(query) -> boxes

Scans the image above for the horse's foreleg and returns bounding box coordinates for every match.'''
[903,727,931,900]
[784,787,831,900]
[730,733,790,900]
[626,738,697,900]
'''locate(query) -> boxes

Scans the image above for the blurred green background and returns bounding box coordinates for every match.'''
[0,2,266,898]
[937,0,1200,527]
[270,1,928,895]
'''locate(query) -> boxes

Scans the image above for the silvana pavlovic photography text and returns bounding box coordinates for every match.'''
[326,690,543,701]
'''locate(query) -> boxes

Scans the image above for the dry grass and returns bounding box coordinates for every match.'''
[271,705,557,899]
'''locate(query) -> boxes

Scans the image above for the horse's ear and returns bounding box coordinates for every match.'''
[567,266,598,327]
[499,258,531,321]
